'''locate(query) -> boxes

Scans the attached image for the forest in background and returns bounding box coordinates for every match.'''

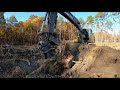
[0,12,120,45]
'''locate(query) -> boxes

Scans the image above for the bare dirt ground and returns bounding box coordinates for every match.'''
[62,44,120,78]
[0,43,120,78]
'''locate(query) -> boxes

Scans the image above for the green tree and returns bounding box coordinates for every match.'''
[105,20,113,30]
[104,20,113,42]
[94,12,106,43]
[0,12,5,19]
[110,12,120,42]
[79,18,84,28]
[8,15,18,25]
[86,16,94,24]
[85,16,94,29]
[0,12,6,25]
[95,12,105,19]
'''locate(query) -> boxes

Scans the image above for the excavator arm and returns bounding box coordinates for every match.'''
[59,12,89,43]
[59,12,83,35]
[39,12,90,59]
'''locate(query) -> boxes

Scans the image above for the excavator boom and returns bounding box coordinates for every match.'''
[39,12,90,59]
[59,12,83,34]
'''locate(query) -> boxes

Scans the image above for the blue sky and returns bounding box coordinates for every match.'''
[4,12,97,22]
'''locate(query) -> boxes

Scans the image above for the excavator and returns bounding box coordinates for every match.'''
[38,12,95,59]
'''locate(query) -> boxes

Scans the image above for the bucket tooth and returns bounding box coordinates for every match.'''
[49,38,58,45]
[38,32,59,59]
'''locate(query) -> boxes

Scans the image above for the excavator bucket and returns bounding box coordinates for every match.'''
[38,32,59,59]
[48,33,59,45]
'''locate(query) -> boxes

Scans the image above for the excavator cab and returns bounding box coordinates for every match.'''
[82,29,95,43]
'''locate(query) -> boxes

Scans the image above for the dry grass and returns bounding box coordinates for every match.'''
[95,42,120,50]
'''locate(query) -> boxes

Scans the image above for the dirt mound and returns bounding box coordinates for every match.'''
[62,45,120,78]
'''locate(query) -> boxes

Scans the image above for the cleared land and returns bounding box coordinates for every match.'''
[0,42,120,78]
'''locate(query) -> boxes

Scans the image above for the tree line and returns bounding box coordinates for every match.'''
[0,12,120,45]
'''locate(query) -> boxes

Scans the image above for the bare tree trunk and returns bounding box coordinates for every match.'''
[96,25,98,43]
[114,30,115,42]
[105,32,107,46]
[100,30,102,45]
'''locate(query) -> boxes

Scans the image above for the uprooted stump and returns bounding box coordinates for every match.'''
[26,60,65,78]
[26,50,74,78]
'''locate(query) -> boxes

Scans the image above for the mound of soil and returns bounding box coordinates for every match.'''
[62,45,120,78]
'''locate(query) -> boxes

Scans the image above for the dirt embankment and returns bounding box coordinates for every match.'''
[62,44,120,78]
